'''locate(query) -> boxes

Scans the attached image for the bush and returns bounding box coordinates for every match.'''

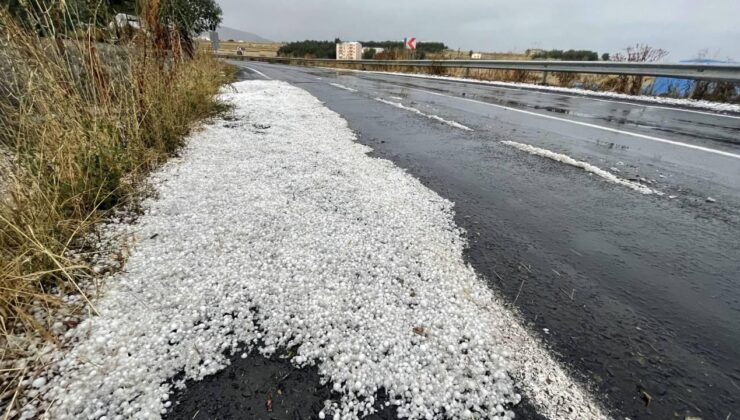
[555,72,578,87]
[531,49,599,61]
[362,48,376,59]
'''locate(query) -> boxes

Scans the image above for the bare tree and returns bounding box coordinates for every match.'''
[608,43,669,94]
[611,43,668,63]
[690,49,737,101]
[694,48,710,61]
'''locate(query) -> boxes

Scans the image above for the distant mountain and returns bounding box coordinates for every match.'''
[202,26,273,43]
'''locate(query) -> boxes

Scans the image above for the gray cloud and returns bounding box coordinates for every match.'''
[217,0,740,61]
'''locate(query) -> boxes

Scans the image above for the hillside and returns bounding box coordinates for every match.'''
[203,26,272,43]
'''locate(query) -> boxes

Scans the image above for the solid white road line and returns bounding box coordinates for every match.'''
[355,70,740,120]
[579,95,740,120]
[243,63,739,159]
[245,66,271,80]
[253,63,740,119]
[375,97,474,131]
[329,83,358,92]
[409,87,740,160]
[501,141,657,195]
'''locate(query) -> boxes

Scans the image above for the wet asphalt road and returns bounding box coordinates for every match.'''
[222,62,740,419]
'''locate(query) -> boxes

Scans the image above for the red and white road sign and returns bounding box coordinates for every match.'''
[406,37,417,49]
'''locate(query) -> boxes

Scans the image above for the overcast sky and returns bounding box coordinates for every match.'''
[217,0,740,61]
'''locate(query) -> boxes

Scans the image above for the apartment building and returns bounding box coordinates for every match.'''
[336,42,363,60]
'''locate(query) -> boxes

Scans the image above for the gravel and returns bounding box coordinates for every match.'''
[24,80,607,419]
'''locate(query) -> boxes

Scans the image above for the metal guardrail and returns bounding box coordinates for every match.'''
[219,54,740,83]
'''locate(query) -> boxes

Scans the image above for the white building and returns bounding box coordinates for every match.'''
[471,53,482,59]
[336,42,362,60]
[362,47,385,54]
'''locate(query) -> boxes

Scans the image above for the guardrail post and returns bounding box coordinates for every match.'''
[541,71,548,86]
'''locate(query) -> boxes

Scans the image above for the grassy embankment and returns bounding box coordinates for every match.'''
[0,5,232,384]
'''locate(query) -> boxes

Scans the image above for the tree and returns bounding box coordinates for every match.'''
[279,39,447,59]
[6,0,104,32]
[531,49,598,61]
[278,40,337,59]
[601,53,610,61]
[107,0,137,14]
[7,0,139,31]
[362,48,376,59]
[159,0,222,35]
[156,0,222,56]
[609,44,668,94]
[611,43,668,63]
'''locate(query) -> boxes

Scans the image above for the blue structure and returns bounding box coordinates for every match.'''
[646,59,737,96]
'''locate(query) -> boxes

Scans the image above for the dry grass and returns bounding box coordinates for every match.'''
[198,39,282,57]
[428,50,529,61]
[0,5,232,383]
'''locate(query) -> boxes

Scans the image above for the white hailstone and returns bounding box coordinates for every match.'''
[23,81,606,420]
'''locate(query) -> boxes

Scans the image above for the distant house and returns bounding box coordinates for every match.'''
[337,42,362,60]
[471,53,482,59]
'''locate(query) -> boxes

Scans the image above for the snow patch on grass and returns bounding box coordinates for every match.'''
[374,97,473,131]
[502,140,657,195]
[28,81,606,420]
